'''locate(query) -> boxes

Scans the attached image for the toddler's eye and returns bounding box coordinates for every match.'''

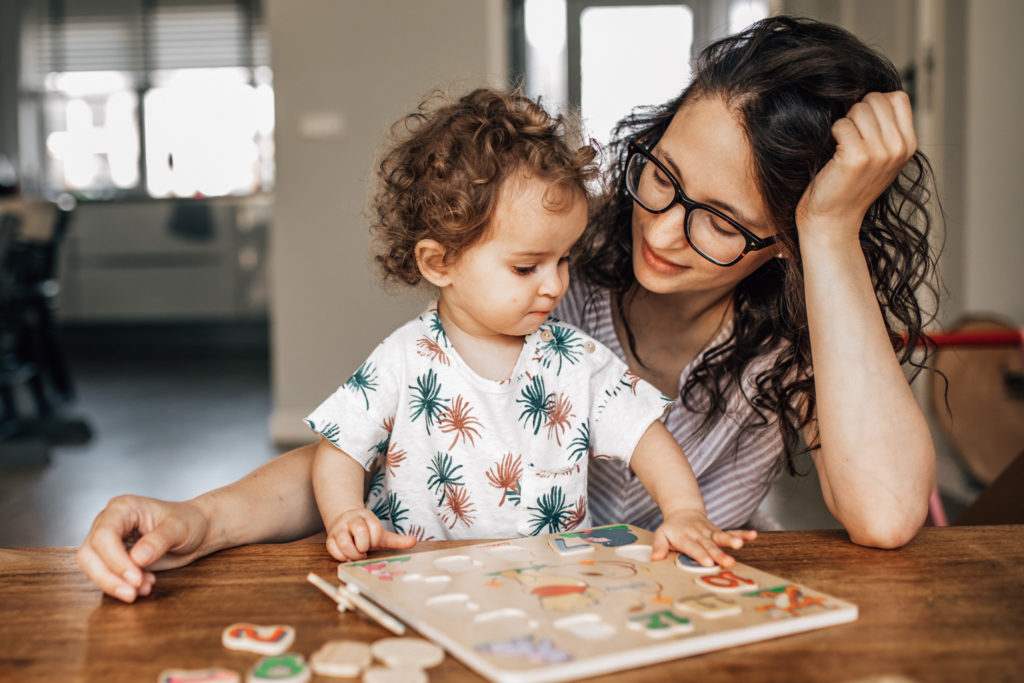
[513,265,537,276]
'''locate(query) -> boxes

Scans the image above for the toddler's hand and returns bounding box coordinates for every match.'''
[325,508,417,562]
[651,508,758,566]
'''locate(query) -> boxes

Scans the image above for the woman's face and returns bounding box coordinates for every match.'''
[630,96,780,298]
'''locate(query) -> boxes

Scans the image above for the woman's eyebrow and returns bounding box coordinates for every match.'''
[658,149,764,231]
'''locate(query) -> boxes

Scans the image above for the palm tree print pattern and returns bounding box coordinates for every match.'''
[535,325,584,374]
[442,484,476,530]
[345,362,379,409]
[438,394,483,449]
[485,453,522,506]
[527,486,573,535]
[368,416,395,460]
[427,312,450,347]
[409,369,448,435]
[568,420,591,462]
[386,492,410,534]
[427,451,464,505]
[517,374,553,435]
[384,442,407,476]
[307,419,341,447]
[544,393,575,446]
[416,336,450,366]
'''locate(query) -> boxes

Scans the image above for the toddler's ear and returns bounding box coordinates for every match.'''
[415,239,452,287]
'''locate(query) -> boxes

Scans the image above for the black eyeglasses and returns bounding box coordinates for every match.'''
[624,139,777,267]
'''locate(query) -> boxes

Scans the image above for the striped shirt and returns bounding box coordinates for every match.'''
[555,280,784,531]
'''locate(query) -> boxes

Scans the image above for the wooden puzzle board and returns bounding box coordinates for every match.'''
[337,524,857,683]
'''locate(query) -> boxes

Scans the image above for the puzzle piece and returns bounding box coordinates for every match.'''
[674,553,720,574]
[222,623,295,655]
[626,610,694,638]
[547,537,596,556]
[158,669,239,683]
[696,570,758,593]
[247,653,310,682]
[746,585,829,617]
[362,666,428,683]
[674,593,742,619]
[309,640,372,678]
[371,637,445,669]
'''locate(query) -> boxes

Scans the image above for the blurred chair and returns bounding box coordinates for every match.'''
[0,197,91,463]
[927,316,1024,525]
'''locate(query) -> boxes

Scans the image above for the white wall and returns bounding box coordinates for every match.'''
[265,0,508,444]
[962,0,1024,323]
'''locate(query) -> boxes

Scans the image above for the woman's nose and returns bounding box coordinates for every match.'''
[645,204,689,250]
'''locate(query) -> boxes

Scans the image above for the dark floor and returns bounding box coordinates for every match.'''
[0,348,978,548]
[0,351,280,547]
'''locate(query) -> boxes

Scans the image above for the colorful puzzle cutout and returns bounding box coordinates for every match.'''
[337,524,857,683]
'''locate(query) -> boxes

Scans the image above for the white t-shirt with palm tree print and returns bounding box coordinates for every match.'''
[305,303,673,542]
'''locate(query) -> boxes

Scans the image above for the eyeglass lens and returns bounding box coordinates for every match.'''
[625,151,747,264]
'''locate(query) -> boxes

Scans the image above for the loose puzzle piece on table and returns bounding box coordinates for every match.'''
[158,669,240,683]
[221,623,296,656]
[337,524,858,683]
[246,653,310,683]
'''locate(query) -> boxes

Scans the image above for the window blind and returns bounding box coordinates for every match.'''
[32,0,267,80]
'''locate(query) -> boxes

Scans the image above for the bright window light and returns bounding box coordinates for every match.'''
[580,5,693,146]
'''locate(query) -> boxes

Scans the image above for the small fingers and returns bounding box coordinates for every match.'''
[651,530,671,562]
[348,517,372,554]
[380,531,418,550]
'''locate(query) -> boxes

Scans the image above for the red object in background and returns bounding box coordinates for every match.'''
[919,329,1024,348]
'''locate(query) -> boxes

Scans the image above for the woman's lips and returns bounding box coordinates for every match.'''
[641,239,687,274]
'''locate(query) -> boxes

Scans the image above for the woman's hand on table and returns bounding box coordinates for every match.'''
[76,495,210,603]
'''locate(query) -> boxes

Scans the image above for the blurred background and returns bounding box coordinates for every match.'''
[1,0,1021,547]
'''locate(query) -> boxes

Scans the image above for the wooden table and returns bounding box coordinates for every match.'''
[2,526,1022,682]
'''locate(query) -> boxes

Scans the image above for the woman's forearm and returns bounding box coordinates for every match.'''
[191,442,323,557]
[800,229,935,548]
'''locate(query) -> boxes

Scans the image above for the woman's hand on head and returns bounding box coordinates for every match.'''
[795,91,916,243]
[76,495,211,603]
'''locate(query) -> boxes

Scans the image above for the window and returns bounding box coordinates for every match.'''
[516,0,768,147]
[22,0,272,200]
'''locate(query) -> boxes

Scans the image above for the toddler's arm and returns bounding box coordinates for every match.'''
[629,422,757,564]
[312,438,417,561]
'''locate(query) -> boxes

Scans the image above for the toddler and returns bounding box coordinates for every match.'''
[306,88,754,566]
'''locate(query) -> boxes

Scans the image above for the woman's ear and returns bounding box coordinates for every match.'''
[415,239,452,287]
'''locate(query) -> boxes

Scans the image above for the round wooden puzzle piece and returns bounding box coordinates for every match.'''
[247,653,310,683]
[222,623,296,655]
[362,666,428,683]
[309,640,373,678]
[674,553,719,574]
[158,668,240,683]
[370,637,445,669]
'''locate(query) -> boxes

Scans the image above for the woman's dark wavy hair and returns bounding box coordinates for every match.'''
[574,16,940,472]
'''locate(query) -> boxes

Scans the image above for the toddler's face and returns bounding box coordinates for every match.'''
[440,173,587,339]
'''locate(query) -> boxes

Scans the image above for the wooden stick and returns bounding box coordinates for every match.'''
[306,572,406,636]
[306,572,349,611]
[335,578,407,636]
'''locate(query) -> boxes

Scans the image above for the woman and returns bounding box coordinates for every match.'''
[77,17,938,603]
